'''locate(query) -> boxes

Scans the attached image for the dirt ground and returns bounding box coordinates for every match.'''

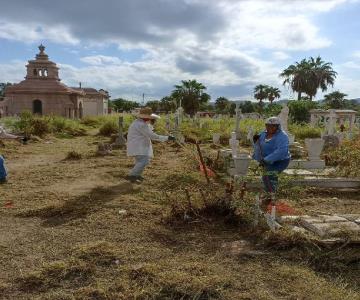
[0,135,359,300]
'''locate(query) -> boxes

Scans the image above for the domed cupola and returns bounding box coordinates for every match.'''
[25,44,60,80]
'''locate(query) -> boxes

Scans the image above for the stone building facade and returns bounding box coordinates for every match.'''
[0,45,109,118]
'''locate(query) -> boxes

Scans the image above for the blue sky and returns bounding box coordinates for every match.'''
[1,0,360,102]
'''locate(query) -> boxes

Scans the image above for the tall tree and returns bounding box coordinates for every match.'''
[0,82,12,98]
[160,96,177,113]
[215,96,230,113]
[111,98,139,112]
[280,59,310,100]
[265,86,281,105]
[146,100,161,112]
[324,91,347,109]
[171,79,210,116]
[280,57,337,101]
[254,84,269,109]
[305,56,337,100]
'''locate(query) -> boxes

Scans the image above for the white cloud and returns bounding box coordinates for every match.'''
[0,22,79,45]
[272,51,290,61]
[0,0,358,99]
[80,55,123,66]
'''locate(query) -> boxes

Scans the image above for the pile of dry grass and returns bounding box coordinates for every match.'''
[65,150,83,160]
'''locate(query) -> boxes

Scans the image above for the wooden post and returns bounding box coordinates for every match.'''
[196,143,210,184]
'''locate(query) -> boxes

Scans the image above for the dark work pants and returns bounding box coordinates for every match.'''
[262,158,290,193]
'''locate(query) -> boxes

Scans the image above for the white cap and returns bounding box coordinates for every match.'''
[265,117,281,125]
[150,113,161,119]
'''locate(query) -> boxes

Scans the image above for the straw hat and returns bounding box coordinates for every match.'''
[136,107,156,119]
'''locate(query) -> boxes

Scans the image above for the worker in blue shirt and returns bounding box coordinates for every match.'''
[253,117,291,207]
[0,155,7,183]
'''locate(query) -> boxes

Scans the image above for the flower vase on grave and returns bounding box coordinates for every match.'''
[233,152,251,176]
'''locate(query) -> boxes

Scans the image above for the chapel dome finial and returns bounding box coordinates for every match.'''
[39,44,45,54]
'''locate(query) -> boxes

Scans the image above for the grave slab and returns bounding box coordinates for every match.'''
[278,215,301,224]
[289,226,308,234]
[284,169,314,176]
[301,221,360,237]
[288,160,325,169]
[338,214,360,222]
[318,215,348,223]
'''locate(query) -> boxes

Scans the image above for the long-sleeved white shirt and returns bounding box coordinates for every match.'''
[126,119,168,157]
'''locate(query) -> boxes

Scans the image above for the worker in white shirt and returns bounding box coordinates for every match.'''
[126,107,175,183]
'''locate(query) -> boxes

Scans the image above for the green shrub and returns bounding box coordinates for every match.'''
[289,124,321,140]
[99,121,118,136]
[30,117,52,137]
[288,100,318,123]
[2,113,87,137]
[326,136,360,177]
[80,116,103,127]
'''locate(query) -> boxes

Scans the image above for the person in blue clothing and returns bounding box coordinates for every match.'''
[0,155,7,183]
[252,117,291,207]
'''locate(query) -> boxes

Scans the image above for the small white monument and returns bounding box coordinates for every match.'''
[234,103,242,139]
[289,138,325,169]
[278,105,295,144]
[212,133,221,144]
[326,109,337,135]
[229,132,239,157]
[233,152,251,176]
[112,116,126,148]
[246,126,254,145]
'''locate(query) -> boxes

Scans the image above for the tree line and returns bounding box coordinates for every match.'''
[1,55,357,118]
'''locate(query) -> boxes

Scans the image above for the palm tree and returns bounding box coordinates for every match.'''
[280,59,310,100]
[324,91,347,109]
[265,86,281,105]
[160,96,177,113]
[171,79,210,116]
[306,56,337,100]
[280,57,337,101]
[254,84,269,109]
[215,96,230,113]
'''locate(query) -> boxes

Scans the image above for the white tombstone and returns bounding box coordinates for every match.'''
[165,114,171,131]
[326,109,337,135]
[235,103,242,139]
[113,116,126,147]
[305,138,325,161]
[229,132,239,157]
[278,105,295,144]
[176,107,184,126]
[212,133,221,144]
[233,153,251,176]
[246,126,254,145]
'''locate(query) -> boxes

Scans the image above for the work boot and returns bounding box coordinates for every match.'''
[125,175,142,184]
[0,177,7,184]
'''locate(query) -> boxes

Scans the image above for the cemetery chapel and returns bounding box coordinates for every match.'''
[0,45,109,118]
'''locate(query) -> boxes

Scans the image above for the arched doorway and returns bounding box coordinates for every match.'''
[33,99,42,115]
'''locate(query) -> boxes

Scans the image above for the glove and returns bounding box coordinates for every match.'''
[168,135,176,142]
[253,134,260,143]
